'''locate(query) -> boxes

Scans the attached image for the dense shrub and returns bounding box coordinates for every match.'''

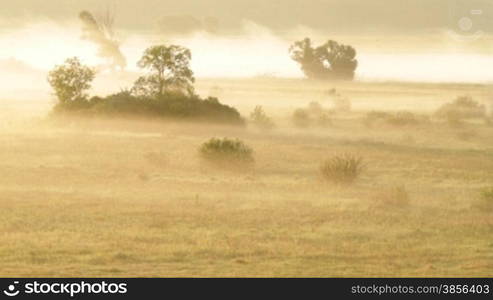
[435,96,486,120]
[250,106,275,130]
[199,138,254,167]
[320,153,364,185]
[55,91,245,125]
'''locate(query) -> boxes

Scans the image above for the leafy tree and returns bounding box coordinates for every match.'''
[289,38,358,80]
[47,57,95,103]
[133,45,195,97]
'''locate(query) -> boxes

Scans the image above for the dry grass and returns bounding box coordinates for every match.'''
[0,79,492,277]
[319,154,364,185]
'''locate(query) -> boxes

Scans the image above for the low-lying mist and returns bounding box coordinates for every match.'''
[0,19,492,102]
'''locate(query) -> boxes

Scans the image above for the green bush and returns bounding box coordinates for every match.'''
[200,138,254,167]
[250,106,275,130]
[320,154,364,185]
[55,90,245,125]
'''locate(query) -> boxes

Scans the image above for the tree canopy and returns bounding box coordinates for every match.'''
[289,38,358,80]
[47,57,95,103]
[133,45,195,97]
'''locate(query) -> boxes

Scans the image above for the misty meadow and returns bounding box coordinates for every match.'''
[0,0,492,277]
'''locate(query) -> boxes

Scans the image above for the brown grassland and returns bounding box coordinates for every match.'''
[0,78,492,277]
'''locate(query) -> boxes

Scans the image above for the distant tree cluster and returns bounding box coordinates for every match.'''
[289,38,358,80]
[47,45,243,125]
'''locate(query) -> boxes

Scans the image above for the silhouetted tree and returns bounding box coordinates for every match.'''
[47,57,95,103]
[132,45,195,97]
[289,38,358,80]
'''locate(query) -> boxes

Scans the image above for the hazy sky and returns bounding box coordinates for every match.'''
[1,0,491,34]
[0,0,492,87]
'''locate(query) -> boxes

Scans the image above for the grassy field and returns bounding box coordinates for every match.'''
[0,78,492,277]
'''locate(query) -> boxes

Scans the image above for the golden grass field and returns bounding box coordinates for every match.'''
[0,78,492,277]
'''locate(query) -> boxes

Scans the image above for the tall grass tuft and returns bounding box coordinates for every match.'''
[320,153,364,185]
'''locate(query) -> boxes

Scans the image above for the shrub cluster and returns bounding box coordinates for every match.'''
[199,138,254,167]
[55,91,245,125]
[435,96,486,121]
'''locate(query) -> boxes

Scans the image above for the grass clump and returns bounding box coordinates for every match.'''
[319,153,364,185]
[200,138,254,167]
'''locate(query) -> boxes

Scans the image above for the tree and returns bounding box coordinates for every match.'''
[47,57,95,103]
[289,38,358,80]
[132,45,195,97]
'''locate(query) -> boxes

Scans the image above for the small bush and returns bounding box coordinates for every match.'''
[200,138,254,167]
[320,154,364,185]
[435,96,486,121]
[250,106,275,130]
[292,108,311,128]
